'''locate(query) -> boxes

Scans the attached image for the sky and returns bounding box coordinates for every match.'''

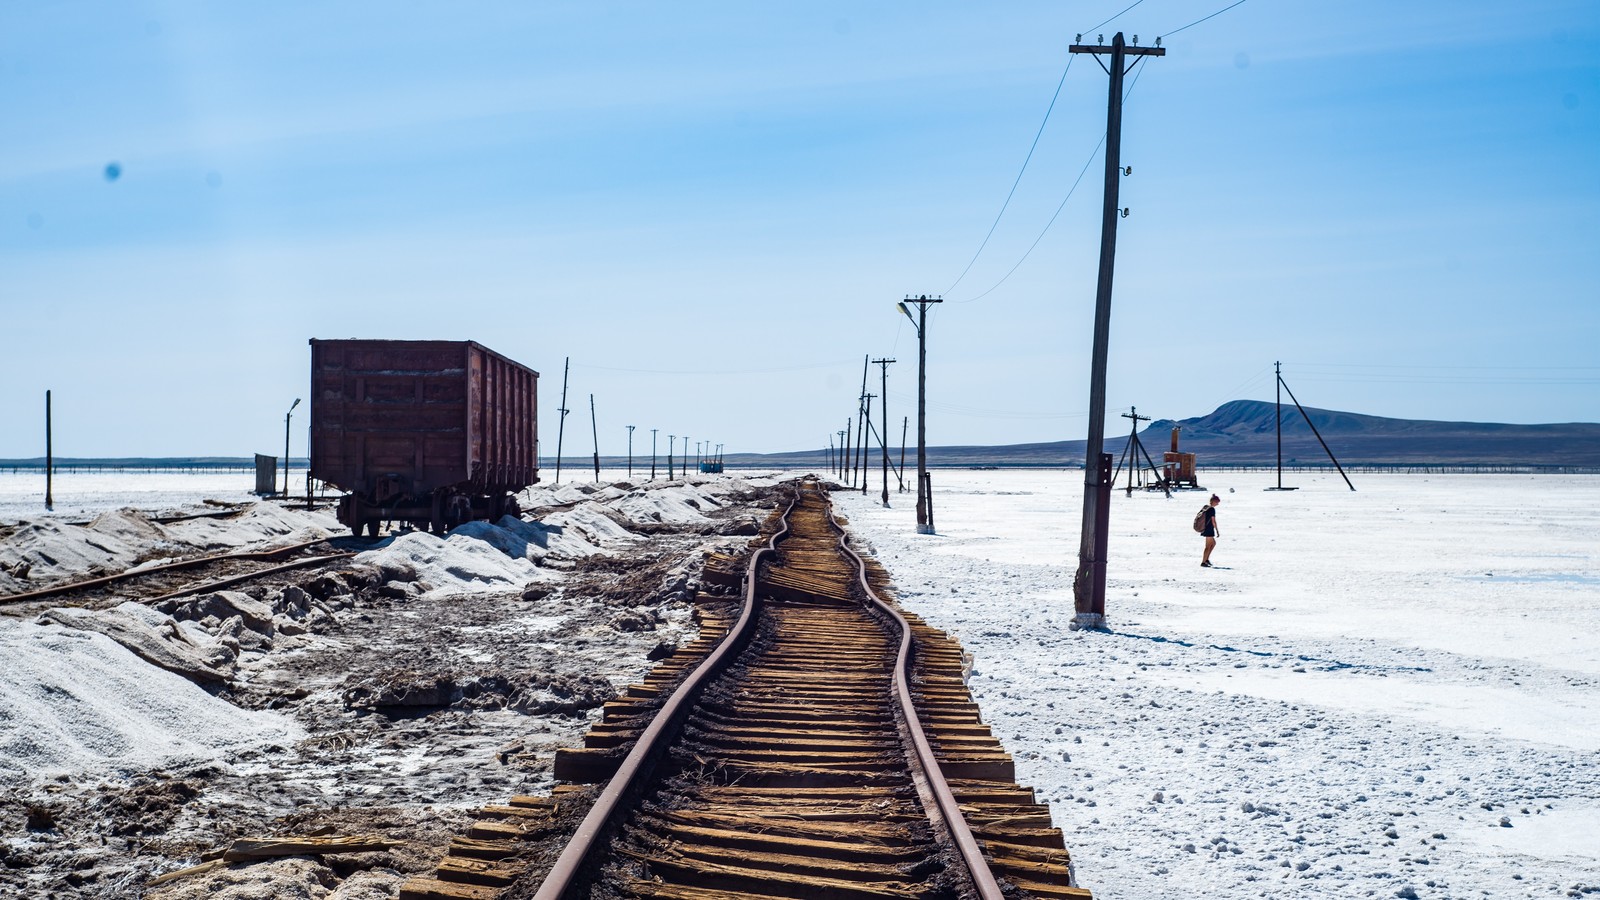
[2,1,1597,458]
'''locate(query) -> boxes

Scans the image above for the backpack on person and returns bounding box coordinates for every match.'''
[1193,505,1209,533]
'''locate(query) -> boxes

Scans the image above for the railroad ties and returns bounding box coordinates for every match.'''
[403,484,1087,900]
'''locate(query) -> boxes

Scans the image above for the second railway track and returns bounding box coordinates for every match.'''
[404,482,1088,900]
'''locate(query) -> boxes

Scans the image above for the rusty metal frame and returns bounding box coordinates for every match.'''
[826,502,1007,900]
[530,492,798,900]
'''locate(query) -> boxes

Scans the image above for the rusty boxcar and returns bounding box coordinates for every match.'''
[308,339,539,535]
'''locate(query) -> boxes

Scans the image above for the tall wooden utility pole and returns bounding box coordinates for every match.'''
[667,435,675,479]
[554,357,570,483]
[872,358,896,506]
[898,295,942,533]
[1069,32,1164,629]
[650,428,658,480]
[859,394,874,495]
[589,394,600,482]
[837,428,848,480]
[45,390,54,511]
[626,425,635,478]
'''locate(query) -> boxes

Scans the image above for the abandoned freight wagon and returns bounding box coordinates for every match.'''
[308,339,539,535]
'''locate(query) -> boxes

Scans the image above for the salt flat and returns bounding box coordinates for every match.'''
[834,470,1600,899]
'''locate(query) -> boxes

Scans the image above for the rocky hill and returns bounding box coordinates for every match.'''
[731,400,1600,468]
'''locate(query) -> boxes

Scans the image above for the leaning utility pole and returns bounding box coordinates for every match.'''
[626,425,635,478]
[898,295,942,533]
[589,394,600,482]
[872,358,896,506]
[553,357,570,484]
[1069,32,1164,628]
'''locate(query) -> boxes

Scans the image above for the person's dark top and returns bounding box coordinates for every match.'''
[1201,505,1217,538]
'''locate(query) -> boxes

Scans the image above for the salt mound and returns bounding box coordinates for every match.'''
[164,502,342,550]
[612,485,721,525]
[0,517,146,581]
[85,508,169,546]
[546,503,640,545]
[491,516,607,561]
[355,530,547,599]
[0,619,301,783]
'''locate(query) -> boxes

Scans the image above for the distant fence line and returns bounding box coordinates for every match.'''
[1200,463,1600,475]
[0,464,304,475]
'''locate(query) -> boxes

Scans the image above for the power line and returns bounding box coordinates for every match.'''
[943,55,1076,296]
[949,135,1103,304]
[1159,0,1249,40]
[1083,0,1148,35]
[573,360,854,376]
[949,58,1150,305]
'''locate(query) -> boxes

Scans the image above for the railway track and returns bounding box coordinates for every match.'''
[402,483,1087,900]
[0,537,366,613]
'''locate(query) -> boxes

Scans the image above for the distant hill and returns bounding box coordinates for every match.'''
[726,400,1600,469]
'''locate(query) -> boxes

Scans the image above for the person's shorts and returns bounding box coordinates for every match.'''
[1201,528,1216,538]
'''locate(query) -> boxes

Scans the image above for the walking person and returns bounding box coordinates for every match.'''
[1200,494,1221,567]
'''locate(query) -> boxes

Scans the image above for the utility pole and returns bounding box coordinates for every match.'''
[684,434,690,479]
[852,356,869,492]
[668,435,675,480]
[859,393,874,495]
[1276,361,1284,488]
[898,295,942,533]
[650,428,658,480]
[1275,364,1356,492]
[45,390,53,511]
[1121,406,1151,492]
[872,358,895,506]
[844,419,853,485]
[589,394,600,482]
[899,416,908,493]
[626,425,635,478]
[1069,31,1164,629]
[554,357,570,484]
[837,429,848,480]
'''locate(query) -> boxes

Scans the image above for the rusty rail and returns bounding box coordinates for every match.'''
[0,537,347,606]
[827,500,1008,900]
[522,484,1037,900]
[528,492,797,900]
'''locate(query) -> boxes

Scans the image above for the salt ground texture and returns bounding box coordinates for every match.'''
[834,471,1600,900]
[0,471,783,898]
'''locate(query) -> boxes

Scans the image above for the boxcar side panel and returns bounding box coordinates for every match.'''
[310,339,538,499]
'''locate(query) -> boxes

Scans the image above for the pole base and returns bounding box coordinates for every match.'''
[916,524,935,535]
[1069,613,1107,631]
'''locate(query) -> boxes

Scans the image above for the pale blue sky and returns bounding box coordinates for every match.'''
[2,1,1597,457]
